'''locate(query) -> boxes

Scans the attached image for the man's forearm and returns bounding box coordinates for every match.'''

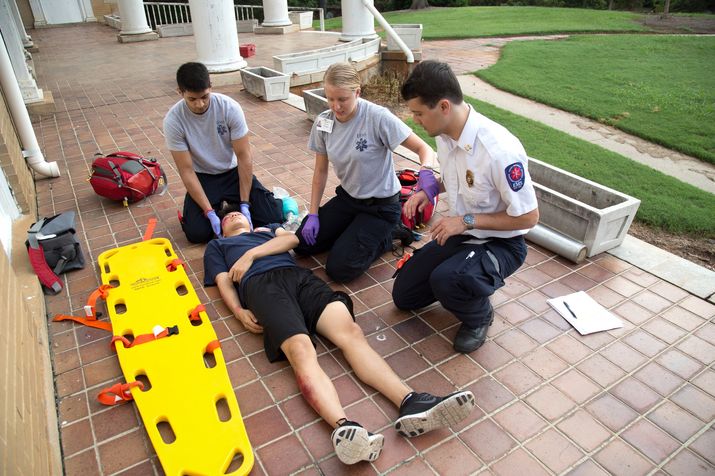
[181,168,212,212]
[216,273,243,315]
[246,233,299,260]
[237,153,253,203]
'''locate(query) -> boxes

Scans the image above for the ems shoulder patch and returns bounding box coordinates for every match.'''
[505,162,525,192]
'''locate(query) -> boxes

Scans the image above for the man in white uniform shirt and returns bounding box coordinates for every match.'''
[394,61,539,353]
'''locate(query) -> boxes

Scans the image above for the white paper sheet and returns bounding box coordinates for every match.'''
[547,291,623,335]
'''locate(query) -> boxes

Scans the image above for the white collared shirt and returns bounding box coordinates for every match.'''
[436,105,538,239]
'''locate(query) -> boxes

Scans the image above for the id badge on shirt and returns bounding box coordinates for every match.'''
[316,117,334,133]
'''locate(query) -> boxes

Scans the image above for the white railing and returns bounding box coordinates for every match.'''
[142,2,324,31]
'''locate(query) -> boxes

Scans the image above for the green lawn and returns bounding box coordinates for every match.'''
[406,97,715,237]
[476,35,715,164]
[319,6,648,38]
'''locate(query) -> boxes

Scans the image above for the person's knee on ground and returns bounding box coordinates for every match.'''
[325,233,387,283]
[183,219,214,243]
[392,272,420,310]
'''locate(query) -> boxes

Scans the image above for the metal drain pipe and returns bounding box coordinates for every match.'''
[526,223,587,264]
[360,0,414,63]
[0,31,59,178]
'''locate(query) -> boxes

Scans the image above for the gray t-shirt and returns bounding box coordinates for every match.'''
[308,98,410,199]
[163,92,249,174]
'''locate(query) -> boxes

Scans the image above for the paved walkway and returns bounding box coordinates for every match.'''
[423,37,715,195]
[27,24,715,476]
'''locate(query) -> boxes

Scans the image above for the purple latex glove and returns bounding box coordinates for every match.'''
[240,202,253,231]
[301,213,320,246]
[206,209,222,238]
[416,169,440,202]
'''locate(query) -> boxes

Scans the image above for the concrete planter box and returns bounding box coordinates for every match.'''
[527,157,641,257]
[289,11,313,29]
[104,14,121,30]
[303,88,328,121]
[240,67,290,101]
[237,19,258,33]
[157,23,193,37]
[273,37,380,75]
[386,24,423,51]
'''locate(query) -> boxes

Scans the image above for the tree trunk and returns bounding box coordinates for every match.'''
[663,0,671,16]
[410,0,429,9]
[608,0,614,9]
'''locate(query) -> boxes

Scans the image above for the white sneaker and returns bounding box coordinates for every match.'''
[331,420,384,465]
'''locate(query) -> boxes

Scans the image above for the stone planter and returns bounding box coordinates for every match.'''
[386,24,423,52]
[288,11,313,30]
[273,37,380,76]
[527,157,641,257]
[240,67,290,101]
[157,22,193,37]
[303,88,328,121]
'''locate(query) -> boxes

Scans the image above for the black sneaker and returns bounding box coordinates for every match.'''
[394,391,476,437]
[331,420,384,465]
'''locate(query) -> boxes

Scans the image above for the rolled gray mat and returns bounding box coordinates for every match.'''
[526,224,587,264]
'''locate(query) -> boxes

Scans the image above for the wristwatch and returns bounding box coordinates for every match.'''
[462,213,475,230]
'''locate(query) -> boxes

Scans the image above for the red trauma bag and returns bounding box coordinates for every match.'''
[89,151,167,204]
[396,169,438,229]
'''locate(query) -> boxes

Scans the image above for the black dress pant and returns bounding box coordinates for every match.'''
[392,234,527,328]
[182,168,283,243]
[295,186,401,283]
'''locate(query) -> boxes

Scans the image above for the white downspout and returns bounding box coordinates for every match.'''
[0,31,59,178]
[360,0,414,63]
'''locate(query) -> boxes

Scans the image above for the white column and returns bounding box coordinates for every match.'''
[8,0,33,47]
[117,0,152,34]
[0,0,43,103]
[340,0,376,42]
[27,0,47,27]
[261,0,291,27]
[78,0,97,22]
[188,0,246,73]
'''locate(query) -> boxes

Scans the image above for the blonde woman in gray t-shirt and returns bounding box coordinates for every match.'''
[295,62,435,283]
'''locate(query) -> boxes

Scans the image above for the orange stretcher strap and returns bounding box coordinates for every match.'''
[143,217,157,241]
[189,304,205,322]
[98,381,144,406]
[206,339,221,353]
[111,325,179,351]
[52,284,113,331]
[166,259,184,272]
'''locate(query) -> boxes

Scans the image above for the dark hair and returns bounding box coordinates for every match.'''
[216,203,241,221]
[176,62,211,92]
[401,60,463,108]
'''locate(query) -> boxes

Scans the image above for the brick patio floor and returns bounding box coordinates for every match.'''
[29,23,714,475]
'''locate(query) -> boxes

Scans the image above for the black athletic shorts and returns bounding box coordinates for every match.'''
[242,266,354,362]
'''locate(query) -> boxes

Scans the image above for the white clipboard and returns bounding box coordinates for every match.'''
[547,291,623,335]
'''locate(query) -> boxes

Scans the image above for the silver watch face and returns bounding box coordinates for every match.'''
[463,214,475,227]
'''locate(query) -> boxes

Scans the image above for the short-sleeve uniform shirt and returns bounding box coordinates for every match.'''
[308,98,411,199]
[163,92,249,174]
[437,105,538,239]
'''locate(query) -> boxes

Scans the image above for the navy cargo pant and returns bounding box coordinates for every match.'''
[295,186,401,283]
[392,234,527,328]
[182,168,283,243]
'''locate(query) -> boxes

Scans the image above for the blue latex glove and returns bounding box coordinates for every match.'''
[301,213,320,246]
[240,202,253,231]
[206,210,222,238]
[417,169,440,202]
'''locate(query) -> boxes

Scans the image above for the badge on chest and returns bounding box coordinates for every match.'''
[316,117,334,133]
[465,169,475,187]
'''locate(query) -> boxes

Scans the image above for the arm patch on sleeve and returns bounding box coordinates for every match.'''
[505,162,525,192]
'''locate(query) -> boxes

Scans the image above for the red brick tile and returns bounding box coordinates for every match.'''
[594,438,654,476]
[552,369,600,404]
[385,347,429,380]
[495,361,543,397]
[656,349,703,379]
[493,401,547,442]
[611,378,662,413]
[244,407,291,447]
[354,285,392,309]
[472,341,513,372]
[420,305,459,331]
[670,384,715,421]
[406,370,458,402]
[568,459,611,476]
[424,437,483,476]
[525,428,584,473]
[413,334,454,364]
[622,268,660,287]
[97,429,151,475]
[298,421,333,461]
[518,318,561,344]
[64,449,100,476]
[515,267,553,287]
[499,277,532,298]
[491,448,550,476]
[59,393,89,425]
[589,285,626,308]
[281,394,319,430]
[56,368,85,398]
[83,356,123,388]
[227,357,258,388]
[467,376,515,414]
[61,418,94,456]
[557,409,611,452]
[496,301,535,325]
[384,456,433,476]
[634,362,685,396]
[546,334,592,365]
[557,272,597,292]
[437,354,485,388]
[690,428,715,466]
[373,429,419,474]
[623,330,668,357]
[600,341,648,372]
[642,318,688,344]
[604,276,643,297]
[262,367,299,402]
[663,449,715,476]
[649,281,689,303]
[621,419,680,464]
[542,308,574,332]
[692,369,715,396]
[695,323,715,345]
[613,300,654,325]
[92,404,139,443]
[578,330,615,351]
[521,347,568,380]
[114,459,159,475]
[647,401,705,442]
[662,306,705,332]
[577,354,626,387]
[235,380,274,416]
[494,329,539,357]
[586,394,638,432]
[678,335,715,365]
[461,418,517,462]
[257,434,311,475]
[517,290,553,314]
[679,295,715,319]
[631,290,673,314]
[540,281,576,299]
[525,385,576,421]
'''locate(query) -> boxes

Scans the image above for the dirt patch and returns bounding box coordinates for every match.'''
[639,13,715,34]
[362,73,715,272]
